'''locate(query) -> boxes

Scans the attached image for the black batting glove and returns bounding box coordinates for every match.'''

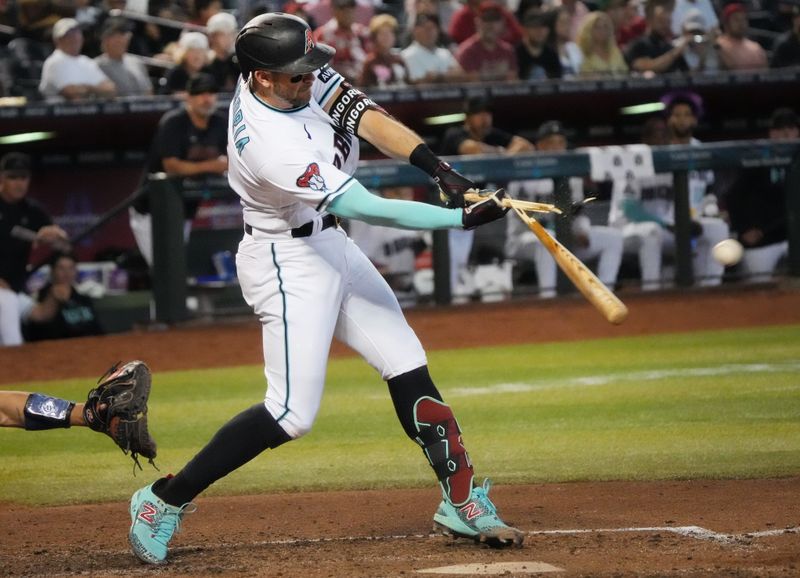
[462,189,510,230]
[433,162,474,208]
[409,143,475,208]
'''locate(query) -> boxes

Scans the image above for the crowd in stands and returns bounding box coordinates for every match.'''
[1,0,800,99]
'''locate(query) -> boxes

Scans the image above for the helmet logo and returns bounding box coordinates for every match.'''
[304,29,314,54]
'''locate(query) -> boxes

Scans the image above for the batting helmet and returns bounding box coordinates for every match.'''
[235,13,335,77]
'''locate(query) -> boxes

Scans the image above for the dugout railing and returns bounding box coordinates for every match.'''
[148,139,800,323]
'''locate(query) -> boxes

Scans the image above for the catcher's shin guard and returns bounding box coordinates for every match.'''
[414,396,474,506]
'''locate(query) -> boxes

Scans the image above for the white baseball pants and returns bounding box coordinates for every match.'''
[236,226,427,439]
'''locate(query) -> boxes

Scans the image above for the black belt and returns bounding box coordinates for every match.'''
[245,214,337,238]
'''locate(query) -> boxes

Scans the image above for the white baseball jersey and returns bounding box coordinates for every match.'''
[226,67,427,438]
[227,65,359,234]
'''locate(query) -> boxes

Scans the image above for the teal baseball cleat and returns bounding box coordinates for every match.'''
[433,478,524,548]
[129,482,196,564]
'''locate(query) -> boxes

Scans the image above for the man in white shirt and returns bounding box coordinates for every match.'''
[401,13,463,83]
[94,17,153,97]
[39,17,116,100]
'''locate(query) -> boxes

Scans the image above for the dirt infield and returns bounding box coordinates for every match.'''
[1,286,799,577]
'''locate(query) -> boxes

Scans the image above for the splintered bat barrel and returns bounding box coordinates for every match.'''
[513,208,628,325]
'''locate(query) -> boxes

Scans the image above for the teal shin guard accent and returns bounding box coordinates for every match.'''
[328,181,462,230]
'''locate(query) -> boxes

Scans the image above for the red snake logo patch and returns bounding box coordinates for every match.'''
[296,162,326,192]
[304,29,314,54]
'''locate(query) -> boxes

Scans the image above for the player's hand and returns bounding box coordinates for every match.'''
[433,162,476,208]
[462,189,509,230]
[36,225,70,249]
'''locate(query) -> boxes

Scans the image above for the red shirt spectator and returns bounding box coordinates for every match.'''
[449,0,523,46]
[313,0,371,83]
[455,2,518,81]
[716,3,768,71]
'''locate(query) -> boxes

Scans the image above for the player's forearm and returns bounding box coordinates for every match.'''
[357,109,426,161]
[328,181,462,230]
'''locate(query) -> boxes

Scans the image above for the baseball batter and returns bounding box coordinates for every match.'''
[129,13,522,565]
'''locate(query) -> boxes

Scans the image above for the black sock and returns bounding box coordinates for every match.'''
[155,404,290,506]
[387,365,442,440]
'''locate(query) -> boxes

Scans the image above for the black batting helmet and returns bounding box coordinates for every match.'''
[235,13,335,77]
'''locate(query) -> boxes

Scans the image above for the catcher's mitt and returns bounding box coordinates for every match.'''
[83,360,157,472]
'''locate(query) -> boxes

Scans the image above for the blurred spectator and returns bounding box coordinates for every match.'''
[307,0,375,29]
[455,0,519,81]
[159,31,210,95]
[204,11,239,92]
[552,0,589,41]
[23,252,103,342]
[505,121,623,298]
[404,0,458,46]
[0,152,71,346]
[139,2,186,57]
[313,0,370,84]
[721,107,797,282]
[129,73,228,267]
[283,1,317,28]
[670,0,718,37]
[576,10,628,75]
[677,8,720,73]
[439,97,534,298]
[94,17,153,97]
[516,8,563,79]
[188,0,222,26]
[770,5,800,68]
[550,6,583,76]
[347,186,428,307]
[716,3,768,70]
[448,0,523,46]
[440,96,535,156]
[605,0,646,49]
[39,18,117,100]
[625,0,689,74]
[15,0,75,42]
[359,14,410,87]
[401,14,464,83]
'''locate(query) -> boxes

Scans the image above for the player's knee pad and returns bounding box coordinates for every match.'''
[24,393,75,430]
[414,396,474,506]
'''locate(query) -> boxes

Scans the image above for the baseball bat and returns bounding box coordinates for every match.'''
[463,192,562,214]
[511,206,628,325]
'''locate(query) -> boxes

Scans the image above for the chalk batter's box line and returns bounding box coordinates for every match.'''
[166,524,800,553]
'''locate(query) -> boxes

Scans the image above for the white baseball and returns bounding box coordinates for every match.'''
[712,239,744,266]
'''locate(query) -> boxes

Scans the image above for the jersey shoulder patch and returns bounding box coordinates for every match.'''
[296,162,327,192]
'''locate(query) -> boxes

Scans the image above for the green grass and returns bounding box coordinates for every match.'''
[2,325,799,505]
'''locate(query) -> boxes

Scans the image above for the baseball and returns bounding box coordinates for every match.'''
[712,239,743,266]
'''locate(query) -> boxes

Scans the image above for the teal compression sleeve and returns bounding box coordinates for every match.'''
[328,181,463,230]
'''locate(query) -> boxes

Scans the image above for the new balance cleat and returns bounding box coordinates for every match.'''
[433,478,524,548]
[129,482,196,564]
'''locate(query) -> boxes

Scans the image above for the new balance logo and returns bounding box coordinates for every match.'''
[459,501,483,521]
[138,502,158,524]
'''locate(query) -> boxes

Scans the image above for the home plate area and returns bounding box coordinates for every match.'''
[416,561,564,574]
